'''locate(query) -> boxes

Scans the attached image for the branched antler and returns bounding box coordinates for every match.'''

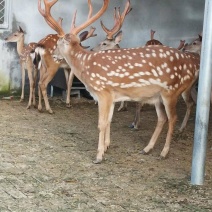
[38,0,65,37]
[71,0,110,35]
[100,0,132,39]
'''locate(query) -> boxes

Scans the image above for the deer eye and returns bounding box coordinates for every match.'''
[193,42,196,45]
[102,43,107,46]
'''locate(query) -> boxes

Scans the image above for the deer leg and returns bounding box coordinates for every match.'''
[26,62,34,109]
[191,83,197,104]
[117,101,128,111]
[66,70,74,107]
[32,67,38,108]
[39,72,55,114]
[142,101,167,155]
[38,83,43,112]
[94,95,114,164]
[159,97,178,159]
[20,64,25,102]
[104,102,115,151]
[130,102,143,129]
[179,89,194,132]
[37,65,45,112]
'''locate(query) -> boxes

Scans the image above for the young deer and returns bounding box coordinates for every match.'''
[91,1,132,112]
[38,0,200,163]
[4,27,38,109]
[33,12,96,114]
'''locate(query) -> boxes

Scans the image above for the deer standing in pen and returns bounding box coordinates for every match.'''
[131,31,187,130]
[91,1,132,112]
[32,13,96,114]
[4,27,38,109]
[183,34,212,104]
[38,0,200,163]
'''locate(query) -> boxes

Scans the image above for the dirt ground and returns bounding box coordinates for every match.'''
[0,95,212,212]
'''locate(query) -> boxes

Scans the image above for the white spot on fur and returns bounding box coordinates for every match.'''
[152,69,158,77]
[170,56,174,62]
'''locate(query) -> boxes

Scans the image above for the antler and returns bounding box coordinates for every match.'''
[57,17,63,27]
[71,0,110,36]
[150,30,155,40]
[100,0,132,39]
[177,40,185,50]
[38,0,65,37]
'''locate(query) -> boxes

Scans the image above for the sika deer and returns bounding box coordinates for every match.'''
[131,33,188,130]
[91,1,132,111]
[38,0,200,163]
[183,34,212,104]
[4,27,38,109]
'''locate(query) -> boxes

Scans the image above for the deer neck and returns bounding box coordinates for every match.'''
[60,41,91,82]
[16,35,25,56]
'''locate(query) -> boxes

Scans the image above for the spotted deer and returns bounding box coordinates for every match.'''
[32,10,96,114]
[4,27,38,109]
[91,0,132,111]
[38,0,200,163]
[183,34,212,104]
[131,33,188,130]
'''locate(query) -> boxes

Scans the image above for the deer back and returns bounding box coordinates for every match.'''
[58,41,200,102]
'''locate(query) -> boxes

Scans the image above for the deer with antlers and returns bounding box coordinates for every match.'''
[38,0,200,163]
[91,1,132,112]
[32,8,96,114]
[4,27,38,109]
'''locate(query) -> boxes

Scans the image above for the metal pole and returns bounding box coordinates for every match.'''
[191,0,212,185]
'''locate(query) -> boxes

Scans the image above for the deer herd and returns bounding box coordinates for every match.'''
[4,0,202,163]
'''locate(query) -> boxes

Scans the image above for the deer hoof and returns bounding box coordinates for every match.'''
[140,150,148,155]
[66,103,71,108]
[48,110,54,114]
[128,124,139,130]
[20,98,24,102]
[93,158,102,164]
[128,123,135,128]
[26,105,31,109]
[157,155,166,160]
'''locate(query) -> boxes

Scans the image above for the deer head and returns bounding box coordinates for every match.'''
[183,34,202,55]
[4,26,25,42]
[91,0,132,51]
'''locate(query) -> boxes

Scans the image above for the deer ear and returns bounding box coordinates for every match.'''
[19,26,24,33]
[114,30,123,45]
[79,31,89,42]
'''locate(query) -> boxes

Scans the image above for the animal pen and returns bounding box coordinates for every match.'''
[0,0,211,211]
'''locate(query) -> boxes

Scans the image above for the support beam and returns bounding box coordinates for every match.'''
[191,0,212,185]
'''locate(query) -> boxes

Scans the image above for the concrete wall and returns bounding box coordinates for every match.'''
[0,0,204,94]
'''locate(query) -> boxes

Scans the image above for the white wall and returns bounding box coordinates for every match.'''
[0,0,204,94]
